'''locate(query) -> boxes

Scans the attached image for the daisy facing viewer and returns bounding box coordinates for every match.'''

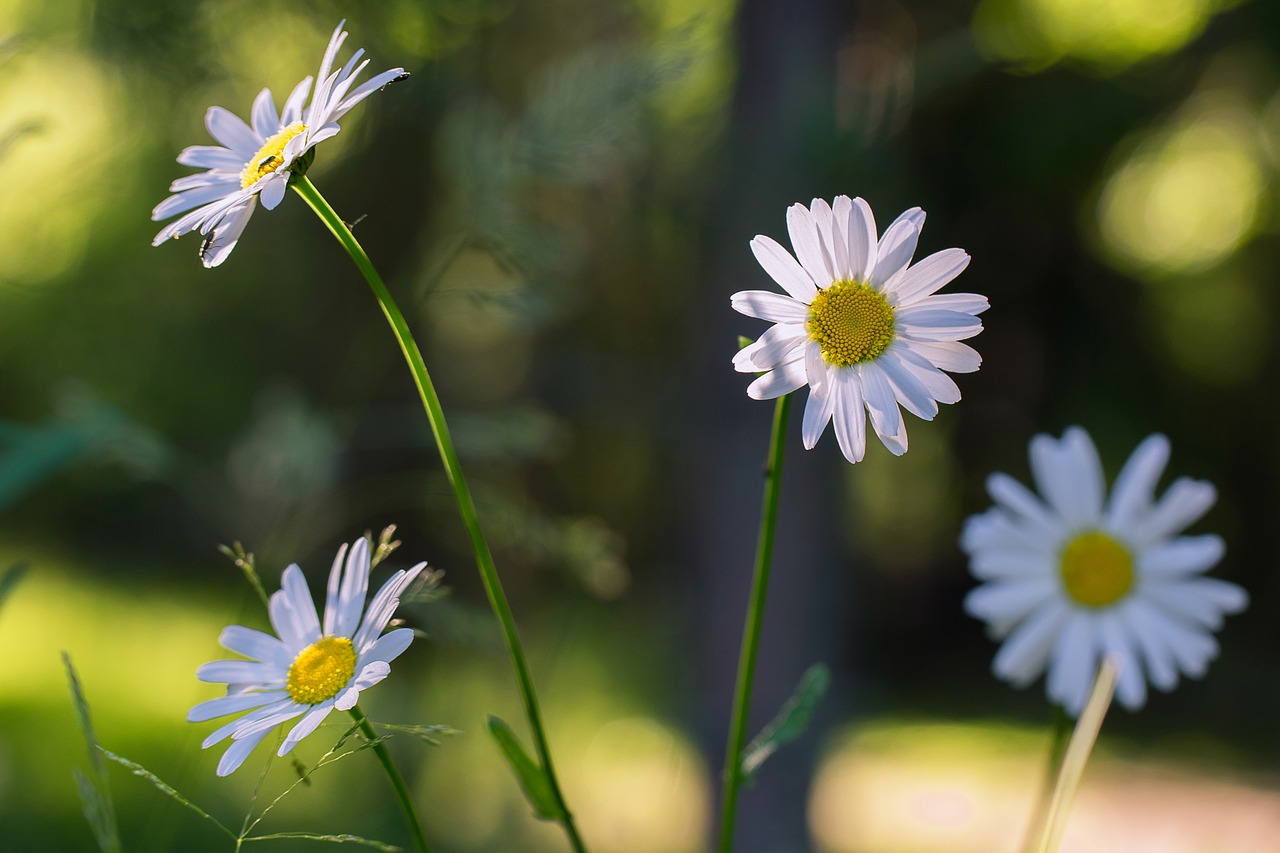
[732,196,987,463]
[962,427,1247,715]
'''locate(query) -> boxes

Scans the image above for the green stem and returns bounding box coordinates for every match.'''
[292,176,586,853]
[349,707,430,853]
[717,392,792,853]
[1020,705,1073,853]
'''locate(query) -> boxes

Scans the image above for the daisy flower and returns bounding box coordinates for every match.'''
[731,196,987,463]
[189,537,424,776]
[962,427,1247,715]
[152,20,407,267]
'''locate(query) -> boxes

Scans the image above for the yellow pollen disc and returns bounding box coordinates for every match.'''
[806,280,896,367]
[1059,530,1134,608]
[240,122,307,189]
[286,636,356,705]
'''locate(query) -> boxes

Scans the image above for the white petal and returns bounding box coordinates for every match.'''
[985,473,1065,540]
[856,362,907,455]
[734,323,807,372]
[787,203,834,285]
[749,235,817,301]
[1143,578,1248,629]
[205,106,261,156]
[885,248,970,305]
[152,183,240,221]
[964,578,1056,636]
[1129,478,1217,548]
[250,88,280,139]
[990,600,1068,687]
[905,340,983,373]
[216,727,273,777]
[872,207,925,287]
[746,354,807,400]
[876,348,939,420]
[1046,612,1098,716]
[177,145,246,170]
[1138,535,1225,577]
[1153,615,1218,679]
[847,197,878,283]
[323,541,351,637]
[361,627,415,664]
[258,174,288,210]
[354,565,424,652]
[730,290,810,324]
[188,690,285,723]
[1125,599,1180,692]
[218,625,292,668]
[893,307,984,340]
[1098,612,1146,710]
[196,659,283,686]
[831,367,868,463]
[281,75,314,125]
[1029,428,1103,530]
[1106,433,1170,530]
[269,564,321,651]
[801,376,836,451]
[917,292,989,316]
[279,703,334,755]
[334,537,372,639]
[828,196,853,279]
[199,200,257,268]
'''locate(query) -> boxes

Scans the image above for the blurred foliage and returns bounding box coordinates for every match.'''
[4,0,1280,849]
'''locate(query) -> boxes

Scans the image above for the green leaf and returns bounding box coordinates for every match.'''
[740,663,831,784]
[487,715,565,821]
[0,562,26,617]
[63,653,121,853]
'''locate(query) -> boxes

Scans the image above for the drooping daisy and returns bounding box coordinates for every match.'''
[962,427,1247,715]
[152,20,407,267]
[189,537,423,776]
[731,196,986,463]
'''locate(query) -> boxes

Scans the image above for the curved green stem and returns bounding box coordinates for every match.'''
[292,176,586,853]
[350,706,430,853]
[718,392,792,853]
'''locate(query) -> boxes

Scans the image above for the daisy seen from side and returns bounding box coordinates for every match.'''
[189,537,423,776]
[151,19,406,267]
[731,196,987,463]
[962,427,1247,715]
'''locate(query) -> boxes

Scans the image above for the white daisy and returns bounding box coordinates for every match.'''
[189,537,424,776]
[962,427,1248,715]
[731,196,987,463]
[152,20,407,267]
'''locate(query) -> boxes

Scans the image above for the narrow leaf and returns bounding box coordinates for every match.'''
[100,749,235,839]
[63,653,121,853]
[741,663,831,784]
[0,562,26,616]
[487,715,565,821]
[242,831,401,851]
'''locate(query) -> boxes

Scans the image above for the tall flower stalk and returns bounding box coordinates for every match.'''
[290,175,586,853]
[718,393,791,853]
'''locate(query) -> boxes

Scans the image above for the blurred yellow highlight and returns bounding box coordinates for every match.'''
[0,48,123,285]
[1097,105,1264,275]
[809,720,1280,853]
[974,0,1226,70]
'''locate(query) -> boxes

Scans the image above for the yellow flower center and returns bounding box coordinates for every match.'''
[1059,530,1134,608]
[806,280,896,367]
[286,636,356,705]
[240,122,307,189]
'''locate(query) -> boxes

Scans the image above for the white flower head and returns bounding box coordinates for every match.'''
[189,537,424,776]
[731,196,987,463]
[962,427,1248,715]
[152,19,407,267]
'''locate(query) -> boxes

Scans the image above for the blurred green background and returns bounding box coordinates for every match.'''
[3,0,1279,850]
